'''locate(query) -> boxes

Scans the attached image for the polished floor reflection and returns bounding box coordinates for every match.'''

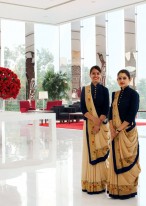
[0,121,145,206]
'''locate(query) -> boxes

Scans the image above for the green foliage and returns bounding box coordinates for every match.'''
[82,66,90,86]
[36,48,55,92]
[42,70,70,100]
[4,45,26,100]
[36,48,54,68]
[5,100,19,111]
[106,75,119,103]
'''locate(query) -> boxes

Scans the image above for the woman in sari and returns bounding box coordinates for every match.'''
[107,69,141,199]
[81,65,110,194]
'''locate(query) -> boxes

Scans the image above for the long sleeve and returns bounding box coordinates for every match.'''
[109,92,115,120]
[124,91,139,124]
[80,87,88,115]
[101,87,109,116]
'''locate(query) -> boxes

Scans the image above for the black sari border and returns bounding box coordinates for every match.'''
[82,189,105,195]
[107,191,137,199]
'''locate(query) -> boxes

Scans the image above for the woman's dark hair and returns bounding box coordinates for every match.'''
[117,69,131,79]
[90,65,101,74]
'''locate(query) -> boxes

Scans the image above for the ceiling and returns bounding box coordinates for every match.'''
[0,0,145,25]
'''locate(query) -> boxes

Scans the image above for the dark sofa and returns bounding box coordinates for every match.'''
[51,103,83,123]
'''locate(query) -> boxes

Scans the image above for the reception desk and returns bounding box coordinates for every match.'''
[0,111,56,138]
[0,111,56,168]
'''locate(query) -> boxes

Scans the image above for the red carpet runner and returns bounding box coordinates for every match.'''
[39,121,146,130]
[39,121,83,130]
[56,121,83,130]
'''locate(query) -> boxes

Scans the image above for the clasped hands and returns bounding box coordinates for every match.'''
[110,127,120,141]
[92,116,101,135]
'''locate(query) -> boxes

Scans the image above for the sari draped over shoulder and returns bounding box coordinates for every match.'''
[81,85,110,194]
[107,91,141,199]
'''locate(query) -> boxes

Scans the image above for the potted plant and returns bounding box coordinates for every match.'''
[42,70,70,100]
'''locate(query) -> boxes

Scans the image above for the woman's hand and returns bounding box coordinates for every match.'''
[84,112,101,125]
[93,124,100,135]
[92,116,101,126]
[110,121,117,141]
[110,128,119,141]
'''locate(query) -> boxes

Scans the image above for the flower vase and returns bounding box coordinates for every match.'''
[0,99,5,112]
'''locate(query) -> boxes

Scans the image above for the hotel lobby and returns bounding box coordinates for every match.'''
[0,0,146,206]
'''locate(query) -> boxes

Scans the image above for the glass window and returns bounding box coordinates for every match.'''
[96,15,106,85]
[106,10,125,100]
[124,7,137,90]
[136,4,146,118]
[1,19,25,110]
[35,24,59,93]
[81,17,96,86]
[59,23,71,104]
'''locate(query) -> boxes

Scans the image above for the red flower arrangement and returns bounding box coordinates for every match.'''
[0,67,21,99]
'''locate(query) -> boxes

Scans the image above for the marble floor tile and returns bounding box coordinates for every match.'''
[0,122,145,206]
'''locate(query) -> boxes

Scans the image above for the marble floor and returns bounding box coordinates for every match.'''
[0,121,145,206]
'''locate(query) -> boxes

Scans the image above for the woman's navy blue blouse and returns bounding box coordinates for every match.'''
[80,83,109,118]
[109,86,139,130]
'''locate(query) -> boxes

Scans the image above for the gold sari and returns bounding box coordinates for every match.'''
[81,85,110,194]
[107,91,141,199]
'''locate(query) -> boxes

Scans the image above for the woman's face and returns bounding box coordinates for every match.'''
[90,68,101,84]
[117,72,130,89]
